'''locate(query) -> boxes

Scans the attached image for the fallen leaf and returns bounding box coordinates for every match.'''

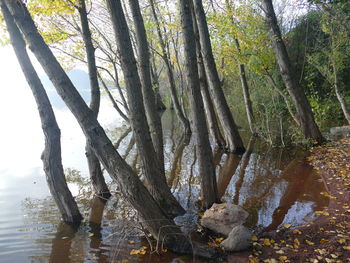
[283,224,291,229]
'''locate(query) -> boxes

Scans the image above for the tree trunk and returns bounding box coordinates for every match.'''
[149,0,191,135]
[128,0,165,173]
[179,0,219,209]
[262,0,325,143]
[78,0,111,199]
[0,1,82,224]
[98,74,130,122]
[234,39,256,135]
[192,0,245,154]
[333,64,350,124]
[190,3,225,148]
[264,70,301,127]
[105,0,185,217]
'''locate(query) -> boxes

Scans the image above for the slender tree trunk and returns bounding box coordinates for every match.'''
[190,2,225,148]
[149,0,191,135]
[105,0,184,217]
[0,1,82,224]
[333,63,350,124]
[98,74,130,122]
[78,0,111,199]
[192,0,245,153]
[179,0,219,209]
[234,39,255,134]
[262,0,324,143]
[225,0,255,134]
[264,70,301,127]
[128,0,165,173]
[150,57,166,110]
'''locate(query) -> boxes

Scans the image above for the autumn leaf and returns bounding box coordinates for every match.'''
[283,224,291,229]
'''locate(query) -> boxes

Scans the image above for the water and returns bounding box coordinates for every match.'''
[0,106,330,263]
[0,59,329,262]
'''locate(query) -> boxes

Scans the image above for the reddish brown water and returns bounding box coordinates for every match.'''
[0,111,329,263]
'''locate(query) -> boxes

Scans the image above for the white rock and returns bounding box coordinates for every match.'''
[220,225,252,251]
[200,203,249,236]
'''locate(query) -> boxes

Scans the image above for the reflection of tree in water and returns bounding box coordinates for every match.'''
[219,144,330,230]
[22,168,142,263]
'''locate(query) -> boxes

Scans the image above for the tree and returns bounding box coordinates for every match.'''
[128,0,165,172]
[262,0,325,143]
[0,0,82,224]
[190,1,226,148]
[192,0,245,154]
[179,0,219,208]
[149,0,191,135]
[78,0,111,198]
[105,0,185,217]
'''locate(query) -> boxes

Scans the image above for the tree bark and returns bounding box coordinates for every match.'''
[105,0,185,217]
[262,0,325,143]
[0,1,82,224]
[179,0,219,209]
[78,0,111,199]
[333,63,350,124]
[234,39,256,135]
[192,0,245,154]
[190,3,226,148]
[128,0,165,173]
[149,0,191,135]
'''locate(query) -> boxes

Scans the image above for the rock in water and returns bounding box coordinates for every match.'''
[200,203,249,236]
[221,225,252,251]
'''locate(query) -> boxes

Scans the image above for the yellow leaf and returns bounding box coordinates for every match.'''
[293,229,302,234]
[338,239,346,244]
[207,242,220,247]
[249,257,260,263]
[251,235,258,241]
[215,237,224,242]
[263,238,272,246]
[319,239,328,244]
[343,246,350,250]
[283,224,291,229]
[306,240,315,245]
[128,240,135,244]
[279,256,288,262]
[89,233,94,237]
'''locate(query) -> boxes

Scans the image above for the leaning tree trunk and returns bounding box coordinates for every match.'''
[5,2,224,258]
[78,0,111,199]
[234,39,255,135]
[262,0,324,143]
[0,1,82,224]
[192,0,245,154]
[105,0,184,217]
[190,3,225,148]
[128,0,165,173]
[180,0,219,209]
[149,0,191,135]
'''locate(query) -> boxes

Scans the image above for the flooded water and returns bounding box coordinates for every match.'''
[0,61,329,262]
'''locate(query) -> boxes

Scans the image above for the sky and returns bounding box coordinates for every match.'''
[0,45,122,189]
